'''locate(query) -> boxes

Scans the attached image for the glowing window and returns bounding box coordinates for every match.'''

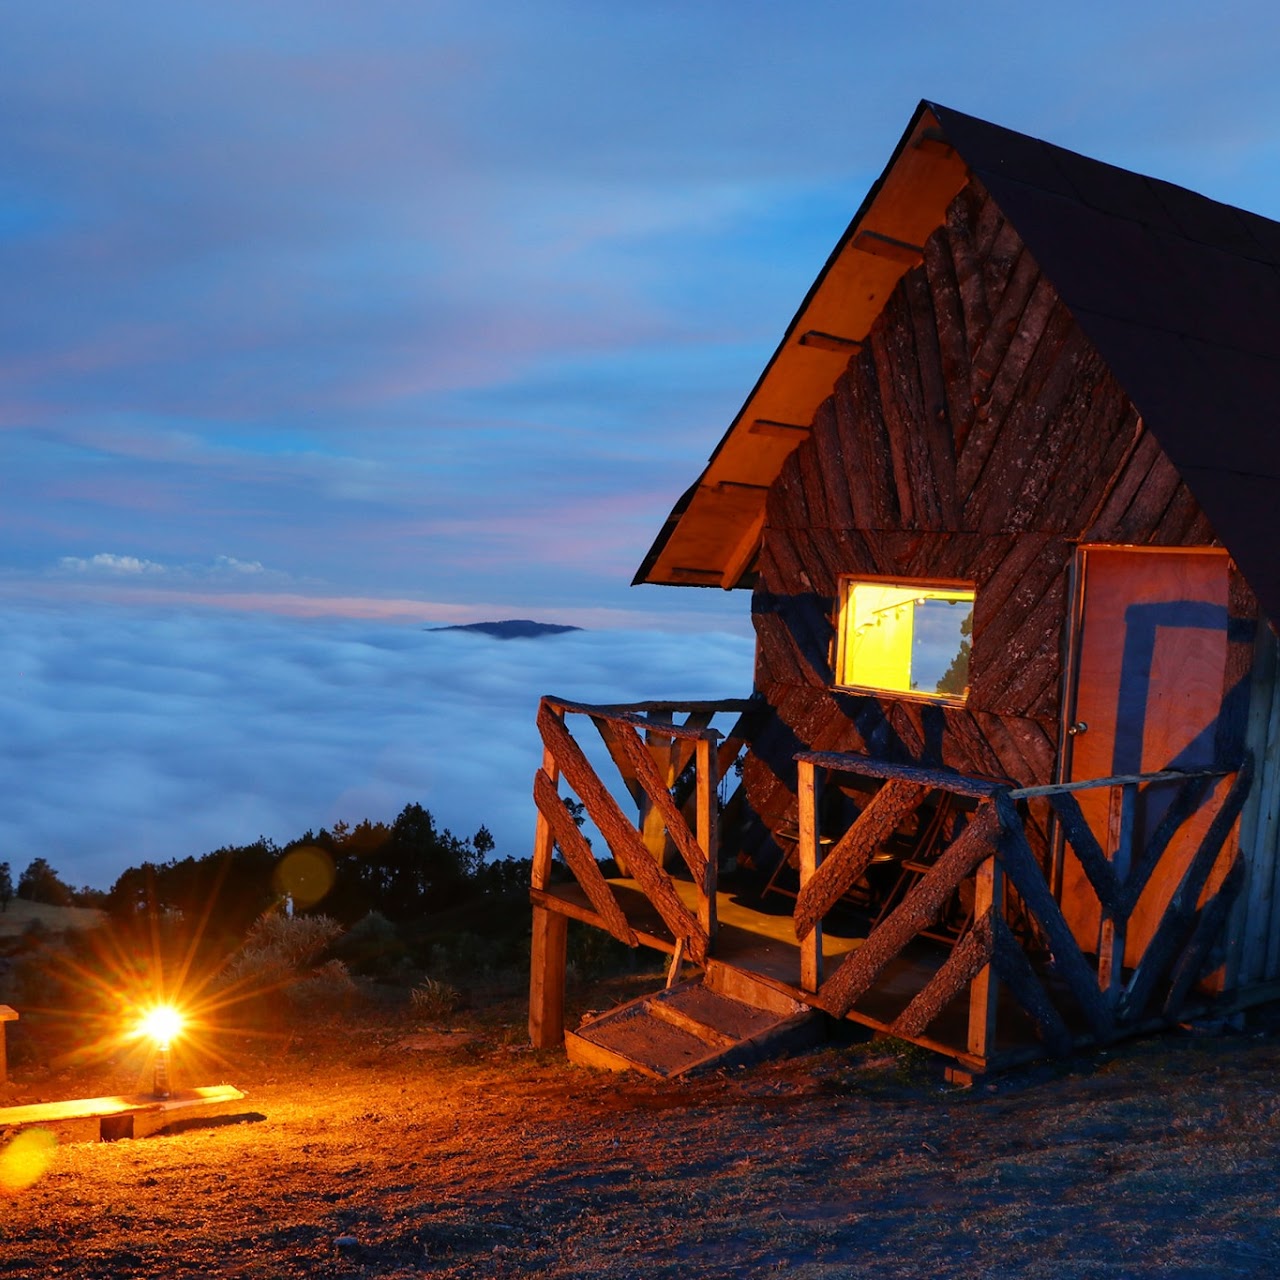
[834,580,974,701]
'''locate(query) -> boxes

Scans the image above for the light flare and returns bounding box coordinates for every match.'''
[136,1004,184,1047]
[0,1129,57,1192]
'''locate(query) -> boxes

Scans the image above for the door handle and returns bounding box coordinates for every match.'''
[1067,721,1088,736]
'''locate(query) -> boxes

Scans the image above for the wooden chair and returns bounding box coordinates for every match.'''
[871,794,972,943]
[760,821,834,902]
[762,782,906,910]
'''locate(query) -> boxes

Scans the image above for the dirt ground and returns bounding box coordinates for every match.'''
[3,976,1280,1279]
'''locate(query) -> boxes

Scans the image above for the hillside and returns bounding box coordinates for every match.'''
[0,900,105,940]
[427,619,582,640]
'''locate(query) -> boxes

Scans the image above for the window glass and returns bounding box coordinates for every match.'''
[835,580,974,701]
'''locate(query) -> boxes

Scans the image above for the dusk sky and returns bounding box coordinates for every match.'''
[5,1,1279,890]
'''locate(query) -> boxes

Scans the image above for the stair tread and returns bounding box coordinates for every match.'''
[570,978,818,1079]
[575,1003,721,1076]
[653,984,780,1040]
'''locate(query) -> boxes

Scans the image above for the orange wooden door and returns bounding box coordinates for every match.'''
[1060,547,1231,964]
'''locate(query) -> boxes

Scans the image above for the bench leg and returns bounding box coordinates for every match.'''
[100,1115,136,1142]
[0,1007,19,1083]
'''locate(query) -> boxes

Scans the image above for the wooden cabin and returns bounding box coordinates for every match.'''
[527,101,1280,1081]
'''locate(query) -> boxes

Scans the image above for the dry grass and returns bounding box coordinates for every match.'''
[0,900,105,940]
[2,977,1280,1278]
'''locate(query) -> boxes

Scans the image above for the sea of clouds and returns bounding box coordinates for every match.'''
[1,604,755,892]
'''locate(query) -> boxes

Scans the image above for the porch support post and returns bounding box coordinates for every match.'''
[529,720,566,1048]
[799,758,823,992]
[696,735,719,945]
[529,906,568,1049]
[966,853,1003,1060]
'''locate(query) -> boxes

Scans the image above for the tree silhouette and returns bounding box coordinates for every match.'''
[17,857,73,907]
[936,610,973,697]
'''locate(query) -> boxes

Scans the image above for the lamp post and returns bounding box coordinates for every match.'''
[153,1039,171,1099]
[137,1006,183,1099]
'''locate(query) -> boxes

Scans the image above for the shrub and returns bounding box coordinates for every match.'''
[425,931,490,981]
[221,912,346,996]
[333,910,407,977]
[409,977,460,1022]
[286,958,356,1012]
[567,920,636,983]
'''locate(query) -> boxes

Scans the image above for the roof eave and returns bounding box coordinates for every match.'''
[634,99,971,589]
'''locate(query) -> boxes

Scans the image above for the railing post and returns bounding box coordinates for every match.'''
[639,710,675,868]
[696,735,719,945]
[966,852,1003,1061]
[1097,781,1136,1001]
[798,758,822,992]
[531,741,560,894]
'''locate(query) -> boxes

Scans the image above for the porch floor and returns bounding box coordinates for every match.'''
[535,874,1030,1066]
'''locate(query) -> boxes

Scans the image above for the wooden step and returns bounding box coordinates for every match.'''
[566,979,823,1079]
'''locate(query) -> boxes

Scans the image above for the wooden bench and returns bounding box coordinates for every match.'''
[0,1005,16,1083]
[0,1085,246,1142]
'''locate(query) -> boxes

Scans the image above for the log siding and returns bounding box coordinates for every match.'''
[746,179,1251,841]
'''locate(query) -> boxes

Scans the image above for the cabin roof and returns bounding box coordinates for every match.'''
[634,100,1280,623]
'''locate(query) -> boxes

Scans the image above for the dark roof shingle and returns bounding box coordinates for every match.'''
[931,103,1280,622]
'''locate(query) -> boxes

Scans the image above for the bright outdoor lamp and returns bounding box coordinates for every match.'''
[137,1005,184,1098]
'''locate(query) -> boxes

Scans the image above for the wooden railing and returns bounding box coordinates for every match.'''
[793,752,1251,1065]
[531,697,755,965]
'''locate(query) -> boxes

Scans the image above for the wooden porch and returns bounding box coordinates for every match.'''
[528,697,1251,1077]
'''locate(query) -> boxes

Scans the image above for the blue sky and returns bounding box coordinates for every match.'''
[4,1,1280,888]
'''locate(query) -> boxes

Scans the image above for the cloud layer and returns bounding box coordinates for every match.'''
[1,603,754,890]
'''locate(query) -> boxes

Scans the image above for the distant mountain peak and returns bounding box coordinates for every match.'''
[427,619,583,640]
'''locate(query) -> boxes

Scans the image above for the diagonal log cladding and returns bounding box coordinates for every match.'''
[1117,774,1216,920]
[892,907,995,1038]
[990,914,1074,1055]
[794,779,929,940]
[537,702,709,963]
[816,801,1001,1019]
[533,769,636,947]
[604,718,708,882]
[994,792,1114,1039]
[1045,789,1121,912]
[1119,761,1252,1022]
[1163,854,1246,1020]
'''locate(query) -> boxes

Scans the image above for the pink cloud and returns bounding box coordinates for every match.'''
[0,322,180,385]
[0,577,749,635]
